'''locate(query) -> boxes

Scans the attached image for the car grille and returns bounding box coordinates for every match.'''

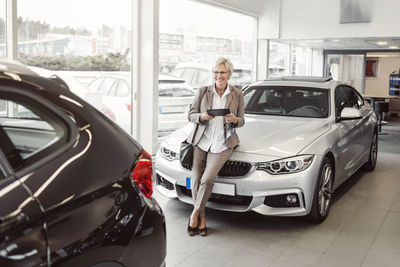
[182,160,252,177]
[156,173,174,190]
[177,185,252,206]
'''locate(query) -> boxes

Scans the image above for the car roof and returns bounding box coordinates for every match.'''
[173,61,251,72]
[0,59,38,77]
[94,72,187,83]
[251,76,338,89]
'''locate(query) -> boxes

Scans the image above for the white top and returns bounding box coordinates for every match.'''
[197,84,230,153]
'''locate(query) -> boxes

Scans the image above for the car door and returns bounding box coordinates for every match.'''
[334,85,367,182]
[0,97,49,266]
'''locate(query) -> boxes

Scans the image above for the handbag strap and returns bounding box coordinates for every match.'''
[190,86,207,144]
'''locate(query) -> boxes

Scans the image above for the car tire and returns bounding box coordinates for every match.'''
[307,157,334,223]
[361,131,378,171]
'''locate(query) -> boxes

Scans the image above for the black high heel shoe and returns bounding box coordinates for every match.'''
[198,226,208,236]
[198,216,207,236]
[187,219,198,236]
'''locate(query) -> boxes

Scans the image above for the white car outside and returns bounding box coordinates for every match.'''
[87,73,196,135]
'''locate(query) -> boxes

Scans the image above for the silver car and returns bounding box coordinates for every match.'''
[155,77,378,223]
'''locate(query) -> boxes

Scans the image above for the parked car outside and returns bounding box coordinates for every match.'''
[87,73,196,135]
[169,62,252,90]
[155,76,378,223]
[28,66,117,121]
[0,59,166,266]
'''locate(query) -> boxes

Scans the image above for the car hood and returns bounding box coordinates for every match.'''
[161,115,330,158]
[235,115,330,157]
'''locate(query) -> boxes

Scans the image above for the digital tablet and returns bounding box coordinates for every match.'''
[207,108,230,116]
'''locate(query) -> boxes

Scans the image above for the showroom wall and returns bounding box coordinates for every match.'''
[206,0,280,39]
[210,0,400,40]
[278,0,400,39]
[365,55,400,96]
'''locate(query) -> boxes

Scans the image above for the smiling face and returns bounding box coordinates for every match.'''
[213,63,230,89]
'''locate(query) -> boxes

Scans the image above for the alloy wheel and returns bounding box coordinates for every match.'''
[318,163,333,217]
[370,133,378,168]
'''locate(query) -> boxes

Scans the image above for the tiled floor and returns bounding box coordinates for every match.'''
[153,117,400,267]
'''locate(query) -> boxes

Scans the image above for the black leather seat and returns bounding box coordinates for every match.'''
[374,101,389,134]
[0,126,23,170]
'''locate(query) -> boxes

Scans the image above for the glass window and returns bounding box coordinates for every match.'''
[159,0,256,92]
[17,0,133,134]
[268,41,323,78]
[268,41,290,77]
[0,96,68,171]
[244,86,329,118]
[325,54,364,93]
[0,0,5,58]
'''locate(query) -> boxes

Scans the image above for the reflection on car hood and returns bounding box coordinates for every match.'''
[161,115,330,158]
[236,115,330,157]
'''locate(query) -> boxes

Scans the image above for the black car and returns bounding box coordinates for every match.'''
[0,59,166,267]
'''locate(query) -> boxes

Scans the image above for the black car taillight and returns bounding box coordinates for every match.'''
[131,149,153,198]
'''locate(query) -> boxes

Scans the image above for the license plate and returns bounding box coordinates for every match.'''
[159,106,185,114]
[185,177,235,196]
[213,183,235,196]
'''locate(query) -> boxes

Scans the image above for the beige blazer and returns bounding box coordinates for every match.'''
[187,84,245,148]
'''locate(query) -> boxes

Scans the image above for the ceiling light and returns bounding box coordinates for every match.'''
[377,41,388,46]
[389,46,399,49]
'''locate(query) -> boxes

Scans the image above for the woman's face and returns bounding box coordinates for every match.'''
[213,63,230,89]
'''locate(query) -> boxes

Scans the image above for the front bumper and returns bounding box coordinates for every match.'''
[155,152,322,217]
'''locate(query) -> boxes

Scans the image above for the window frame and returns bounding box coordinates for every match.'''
[0,81,78,178]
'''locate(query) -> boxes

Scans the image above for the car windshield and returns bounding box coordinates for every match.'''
[244,86,329,118]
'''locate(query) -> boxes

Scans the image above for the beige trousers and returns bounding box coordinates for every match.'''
[192,145,233,217]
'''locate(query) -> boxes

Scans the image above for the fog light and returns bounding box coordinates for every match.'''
[286,194,297,204]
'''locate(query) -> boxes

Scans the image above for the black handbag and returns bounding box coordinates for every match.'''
[179,124,198,169]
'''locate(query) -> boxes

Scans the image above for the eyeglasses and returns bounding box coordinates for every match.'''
[213,71,229,76]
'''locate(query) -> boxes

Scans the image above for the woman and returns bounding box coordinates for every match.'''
[186,57,245,236]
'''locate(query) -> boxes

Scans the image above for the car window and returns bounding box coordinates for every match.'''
[194,69,210,84]
[335,85,363,115]
[106,78,119,96]
[158,84,195,97]
[178,68,196,84]
[243,88,256,106]
[244,86,329,118]
[0,96,68,172]
[88,77,104,91]
[170,68,183,78]
[92,77,116,95]
[115,79,130,97]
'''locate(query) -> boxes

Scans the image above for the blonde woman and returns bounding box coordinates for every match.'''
[186,57,245,236]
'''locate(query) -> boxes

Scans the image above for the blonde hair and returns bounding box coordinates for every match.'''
[214,57,234,76]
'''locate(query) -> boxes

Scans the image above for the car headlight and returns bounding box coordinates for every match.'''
[256,155,314,175]
[159,146,179,161]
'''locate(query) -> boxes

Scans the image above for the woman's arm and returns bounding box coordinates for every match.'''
[188,86,207,124]
[233,90,245,128]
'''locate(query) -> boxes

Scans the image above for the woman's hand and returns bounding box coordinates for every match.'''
[225,113,238,124]
[200,112,214,122]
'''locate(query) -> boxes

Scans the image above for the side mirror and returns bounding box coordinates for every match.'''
[337,107,362,122]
